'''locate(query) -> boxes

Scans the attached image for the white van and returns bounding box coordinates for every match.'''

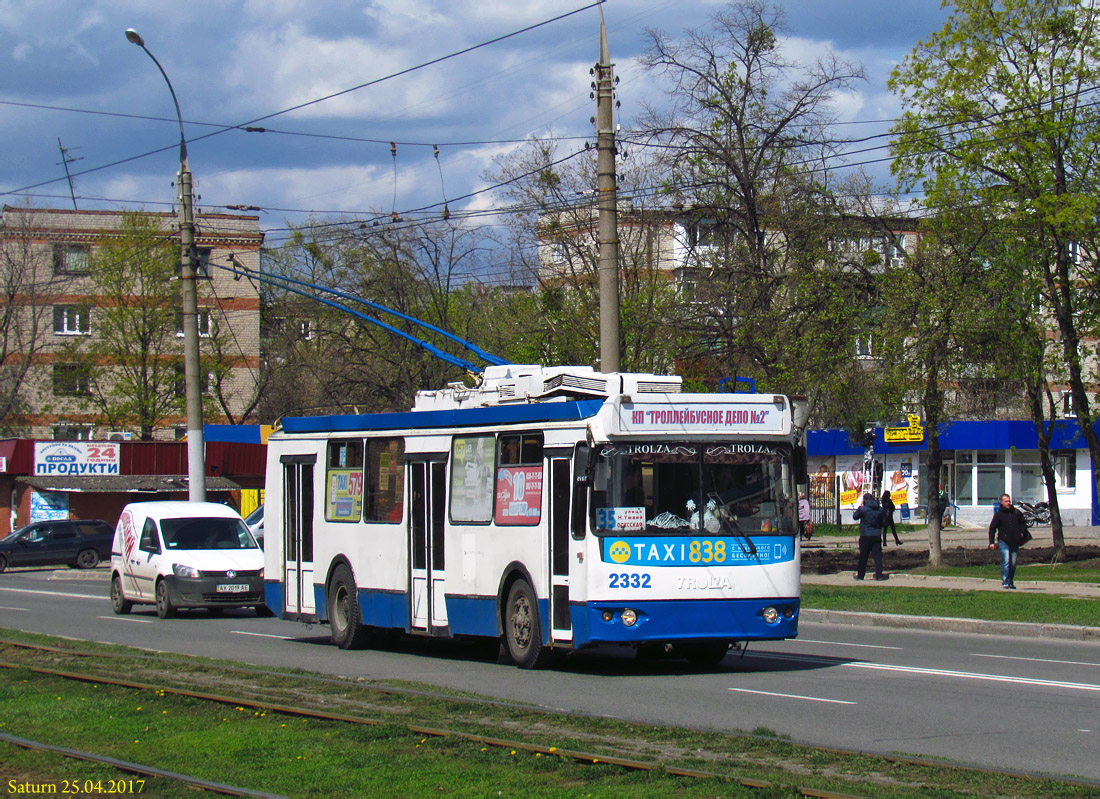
[109,501,269,618]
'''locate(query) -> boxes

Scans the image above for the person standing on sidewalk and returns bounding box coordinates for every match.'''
[880,488,902,546]
[988,493,1027,589]
[798,492,812,540]
[853,492,888,581]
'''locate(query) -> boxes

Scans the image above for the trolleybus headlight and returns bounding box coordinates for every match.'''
[782,605,795,619]
[620,608,638,626]
[602,610,614,622]
[761,606,780,625]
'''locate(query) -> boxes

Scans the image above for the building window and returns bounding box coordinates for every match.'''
[1062,392,1075,417]
[1055,450,1076,490]
[53,364,91,397]
[52,423,93,441]
[52,244,90,274]
[854,335,875,359]
[176,310,212,338]
[174,366,212,397]
[53,305,91,335]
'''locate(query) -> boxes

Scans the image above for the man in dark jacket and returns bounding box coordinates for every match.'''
[853,493,888,581]
[988,493,1027,589]
[880,489,901,546]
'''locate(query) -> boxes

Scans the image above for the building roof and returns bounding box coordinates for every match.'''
[16,475,240,493]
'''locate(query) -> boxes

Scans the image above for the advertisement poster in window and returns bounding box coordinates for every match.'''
[883,454,917,514]
[494,465,543,525]
[327,468,363,521]
[451,436,494,522]
[30,490,68,522]
[836,454,865,508]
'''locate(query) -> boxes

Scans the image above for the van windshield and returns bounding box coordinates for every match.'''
[161,517,257,550]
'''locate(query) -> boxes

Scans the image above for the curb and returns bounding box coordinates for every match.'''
[800,608,1100,641]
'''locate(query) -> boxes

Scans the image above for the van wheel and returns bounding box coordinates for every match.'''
[76,549,99,569]
[504,579,551,669]
[155,579,177,619]
[0,554,8,574]
[110,575,132,615]
[328,564,369,649]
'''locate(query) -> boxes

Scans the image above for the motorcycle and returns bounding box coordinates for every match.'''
[1016,500,1051,527]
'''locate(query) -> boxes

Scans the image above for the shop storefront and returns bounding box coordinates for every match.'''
[808,419,1095,526]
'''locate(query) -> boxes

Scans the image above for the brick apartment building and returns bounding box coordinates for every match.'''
[0,206,262,441]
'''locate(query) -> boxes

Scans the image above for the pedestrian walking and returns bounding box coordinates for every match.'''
[852,492,888,581]
[988,493,1027,589]
[797,492,812,540]
[880,488,901,546]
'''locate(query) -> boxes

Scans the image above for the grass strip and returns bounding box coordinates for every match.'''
[802,584,1100,627]
[906,562,1100,584]
[1,632,1097,798]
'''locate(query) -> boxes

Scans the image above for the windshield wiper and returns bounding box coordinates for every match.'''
[707,492,757,556]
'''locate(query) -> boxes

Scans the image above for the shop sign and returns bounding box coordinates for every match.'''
[884,414,924,443]
[34,442,120,476]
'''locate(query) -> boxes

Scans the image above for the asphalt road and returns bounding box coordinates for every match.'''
[2,566,1098,782]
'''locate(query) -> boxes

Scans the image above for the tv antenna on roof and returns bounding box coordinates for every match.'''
[56,138,84,210]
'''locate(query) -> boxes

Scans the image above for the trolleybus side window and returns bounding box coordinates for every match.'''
[450,434,495,523]
[494,433,544,526]
[325,439,364,522]
[364,437,405,523]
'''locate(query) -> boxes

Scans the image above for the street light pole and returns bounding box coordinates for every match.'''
[126,28,206,502]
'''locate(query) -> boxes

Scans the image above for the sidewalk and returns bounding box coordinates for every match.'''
[799,524,1100,640]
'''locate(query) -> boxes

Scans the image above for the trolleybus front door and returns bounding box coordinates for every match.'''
[281,455,316,618]
[409,459,448,633]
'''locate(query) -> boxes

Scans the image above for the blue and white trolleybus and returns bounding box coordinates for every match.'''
[264,365,805,668]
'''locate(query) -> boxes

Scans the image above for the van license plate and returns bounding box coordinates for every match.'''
[216,584,248,593]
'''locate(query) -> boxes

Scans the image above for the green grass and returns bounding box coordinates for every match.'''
[906,561,1100,584]
[810,523,924,537]
[802,584,1100,626]
[2,632,1097,797]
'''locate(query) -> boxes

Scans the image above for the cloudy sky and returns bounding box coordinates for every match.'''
[0,0,951,254]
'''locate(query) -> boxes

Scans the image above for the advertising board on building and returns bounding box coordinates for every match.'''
[33,442,120,476]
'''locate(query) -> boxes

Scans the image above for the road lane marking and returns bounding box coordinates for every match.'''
[844,662,1100,692]
[797,639,902,650]
[728,688,856,705]
[0,606,30,612]
[972,653,1100,668]
[232,631,293,640]
[96,616,153,623]
[0,586,106,600]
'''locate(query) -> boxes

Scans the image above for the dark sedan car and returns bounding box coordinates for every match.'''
[0,519,114,572]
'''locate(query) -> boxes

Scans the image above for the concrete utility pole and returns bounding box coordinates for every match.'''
[594,8,620,373]
[126,29,206,502]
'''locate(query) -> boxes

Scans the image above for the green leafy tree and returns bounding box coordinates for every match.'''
[62,212,186,439]
[890,0,1100,539]
[487,137,687,374]
[638,0,892,424]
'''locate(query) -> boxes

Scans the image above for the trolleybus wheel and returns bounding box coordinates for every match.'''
[110,574,132,615]
[155,579,177,619]
[504,578,551,669]
[328,563,370,650]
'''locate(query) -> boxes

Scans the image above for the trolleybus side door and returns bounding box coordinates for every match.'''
[548,451,573,642]
[409,458,448,633]
[281,454,316,618]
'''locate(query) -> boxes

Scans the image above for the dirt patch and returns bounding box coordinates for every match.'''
[801,542,1100,575]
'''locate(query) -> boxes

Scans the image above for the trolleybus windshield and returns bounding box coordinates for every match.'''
[591,442,796,536]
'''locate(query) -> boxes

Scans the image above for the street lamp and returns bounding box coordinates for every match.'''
[126,28,206,502]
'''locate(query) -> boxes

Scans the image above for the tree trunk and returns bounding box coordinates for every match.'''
[923,377,944,567]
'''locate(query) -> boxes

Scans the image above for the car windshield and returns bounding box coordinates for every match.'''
[244,505,264,526]
[590,442,796,536]
[160,517,257,550]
